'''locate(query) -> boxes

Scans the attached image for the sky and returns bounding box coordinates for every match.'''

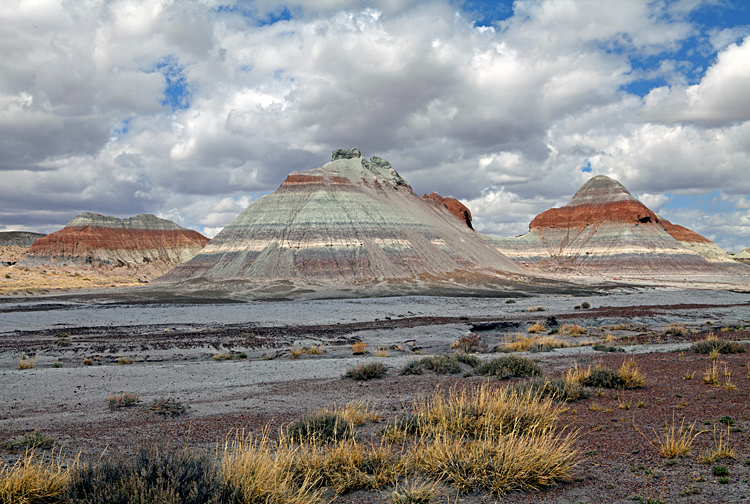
[1,0,750,252]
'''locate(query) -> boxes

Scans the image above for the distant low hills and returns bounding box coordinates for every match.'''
[19,213,209,280]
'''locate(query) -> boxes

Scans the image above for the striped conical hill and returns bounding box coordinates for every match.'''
[158,149,530,297]
[484,175,741,273]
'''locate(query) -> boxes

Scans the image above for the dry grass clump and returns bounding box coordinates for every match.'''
[323,400,379,426]
[500,335,569,353]
[351,341,367,355]
[559,324,585,337]
[528,306,546,312]
[698,427,735,463]
[408,383,563,440]
[0,451,72,504]
[18,356,35,369]
[390,478,440,504]
[691,333,745,355]
[115,356,133,365]
[342,362,386,380]
[212,352,233,361]
[663,323,686,336]
[282,413,354,445]
[527,322,547,334]
[652,417,702,458]
[108,392,140,410]
[565,358,645,390]
[410,430,578,495]
[450,333,487,353]
[292,346,325,359]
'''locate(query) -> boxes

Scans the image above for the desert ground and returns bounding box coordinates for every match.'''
[1,286,750,503]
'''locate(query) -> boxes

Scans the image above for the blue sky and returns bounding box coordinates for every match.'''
[1,0,750,251]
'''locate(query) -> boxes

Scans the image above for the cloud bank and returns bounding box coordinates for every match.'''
[1,0,749,250]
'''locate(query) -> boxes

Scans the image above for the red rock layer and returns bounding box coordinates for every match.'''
[530,199,657,230]
[422,193,473,229]
[659,218,711,244]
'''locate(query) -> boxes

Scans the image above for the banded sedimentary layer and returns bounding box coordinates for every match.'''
[484,175,740,273]
[20,213,209,278]
[158,149,529,297]
[0,231,45,248]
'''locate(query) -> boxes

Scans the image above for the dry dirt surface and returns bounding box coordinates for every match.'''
[1,289,750,503]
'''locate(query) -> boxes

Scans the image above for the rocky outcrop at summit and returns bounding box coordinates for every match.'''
[20,213,209,279]
[422,193,473,229]
[485,175,741,273]
[157,149,530,298]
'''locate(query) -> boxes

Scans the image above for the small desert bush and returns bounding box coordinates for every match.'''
[282,413,354,444]
[342,362,386,380]
[18,356,35,369]
[4,431,56,451]
[116,356,133,365]
[527,322,547,334]
[148,397,187,417]
[474,356,542,379]
[559,324,585,337]
[574,359,645,389]
[400,360,424,375]
[351,341,367,355]
[0,451,71,504]
[653,418,701,458]
[528,306,546,312]
[212,352,233,361]
[55,334,71,347]
[619,358,646,388]
[451,333,487,353]
[691,334,745,355]
[511,377,588,403]
[108,392,140,410]
[65,445,220,504]
[373,347,388,357]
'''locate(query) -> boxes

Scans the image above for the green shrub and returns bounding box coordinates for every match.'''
[474,356,542,379]
[691,337,745,355]
[64,445,220,504]
[282,412,353,444]
[400,360,423,375]
[343,362,387,380]
[511,378,589,402]
[419,356,461,375]
[148,398,187,417]
[581,368,626,389]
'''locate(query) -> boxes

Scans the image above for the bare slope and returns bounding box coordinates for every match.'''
[158,149,531,298]
[484,175,742,273]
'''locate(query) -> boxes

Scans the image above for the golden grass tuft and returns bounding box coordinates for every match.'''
[501,334,569,352]
[374,348,388,357]
[409,430,578,495]
[212,352,233,361]
[559,324,585,337]
[703,360,720,386]
[351,341,367,355]
[18,356,35,369]
[652,417,701,458]
[618,358,646,389]
[0,450,73,504]
[526,322,547,334]
[108,392,140,410]
[409,383,564,440]
[698,426,735,463]
[323,399,380,426]
[390,478,440,504]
